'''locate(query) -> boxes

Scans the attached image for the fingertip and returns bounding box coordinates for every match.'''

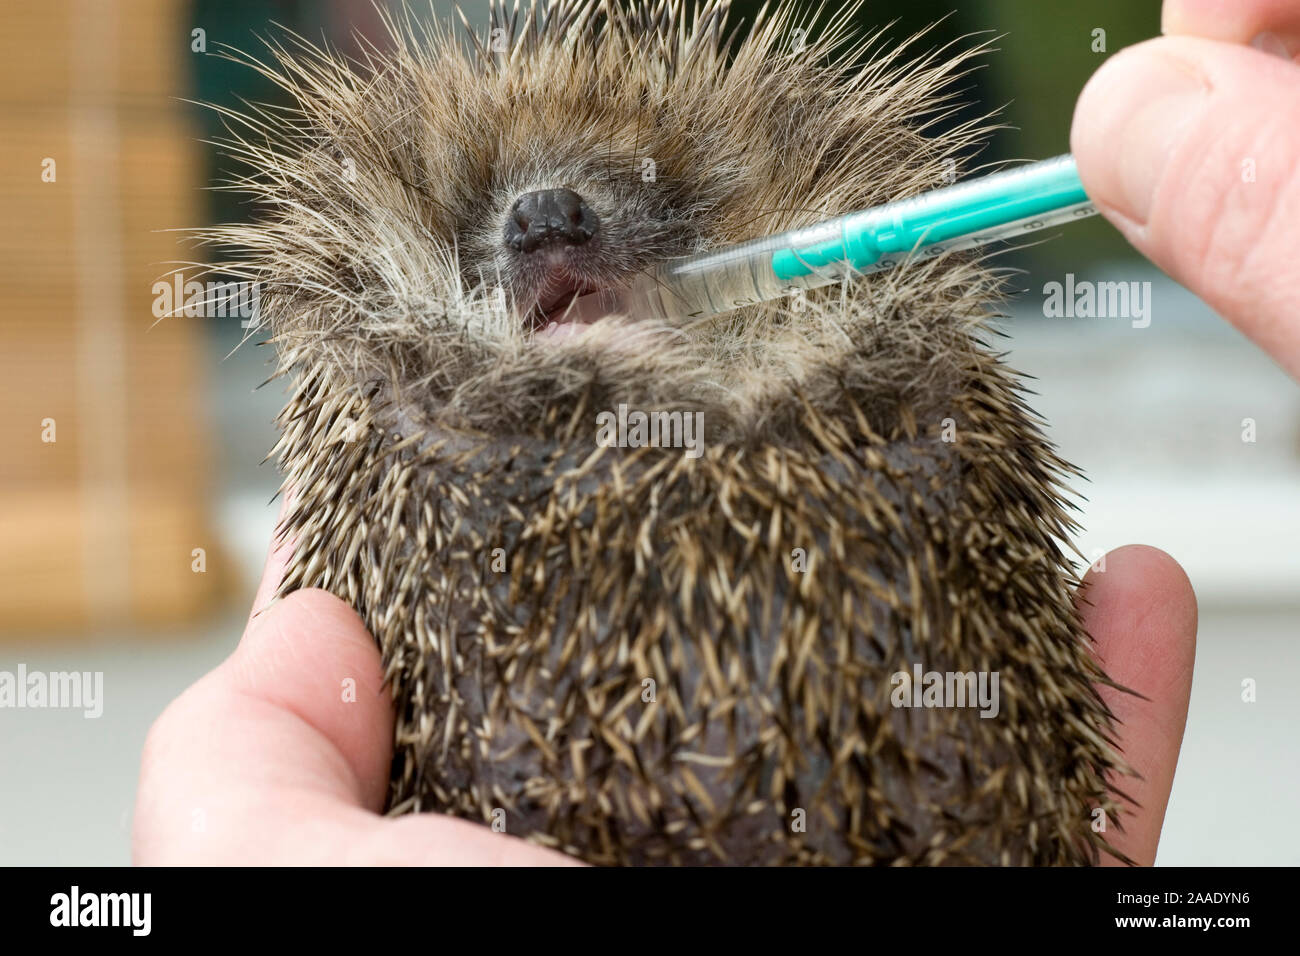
[1080,545,1197,675]
[232,588,394,808]
[1071,39,1210,229]
[1082,543,1196,622]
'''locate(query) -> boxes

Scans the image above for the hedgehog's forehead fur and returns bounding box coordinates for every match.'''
[212,0,1001,443]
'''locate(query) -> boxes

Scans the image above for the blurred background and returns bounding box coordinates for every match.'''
[1,0,1296,865]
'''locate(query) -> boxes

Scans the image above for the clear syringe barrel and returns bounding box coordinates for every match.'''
[566,154,1095,324]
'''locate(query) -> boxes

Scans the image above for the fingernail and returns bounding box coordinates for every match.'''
[1250,31,1292,60]
[1073,49,1209,226]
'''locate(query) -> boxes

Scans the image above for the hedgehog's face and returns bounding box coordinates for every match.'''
[413,23,935,338]
[389,32,779,337]
[452,110,716,335]
[227,1,990,437]
[457,150,707,336]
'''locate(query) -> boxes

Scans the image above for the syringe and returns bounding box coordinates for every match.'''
[557,154,1096,325]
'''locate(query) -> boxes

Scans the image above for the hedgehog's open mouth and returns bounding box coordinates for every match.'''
[529,278,600,337]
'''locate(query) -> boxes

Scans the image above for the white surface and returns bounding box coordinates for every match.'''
[1158,606,1300,865]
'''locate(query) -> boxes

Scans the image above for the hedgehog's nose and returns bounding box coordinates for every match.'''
[504,188,599,254]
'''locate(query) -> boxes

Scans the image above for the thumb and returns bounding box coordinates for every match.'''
[1070,35,1300,379]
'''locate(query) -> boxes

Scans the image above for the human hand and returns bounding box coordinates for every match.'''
[132,517,577,865]
[1071,0,1300,379]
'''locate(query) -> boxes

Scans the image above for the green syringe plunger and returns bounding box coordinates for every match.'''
[557,154,1096,326]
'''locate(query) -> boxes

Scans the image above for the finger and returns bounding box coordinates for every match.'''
[1075,545,1197,866]
[228,589,394,808]
[342,811,583,866]
[135,588,389,864]
[246,491,296,630]
[1070,36,1300,379]
[1164,0,1300,57]
[134,588,575,864]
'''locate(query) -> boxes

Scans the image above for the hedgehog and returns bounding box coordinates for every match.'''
[206,0,1133,865]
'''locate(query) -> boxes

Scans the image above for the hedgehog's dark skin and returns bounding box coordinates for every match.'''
[211,0,1133,864]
